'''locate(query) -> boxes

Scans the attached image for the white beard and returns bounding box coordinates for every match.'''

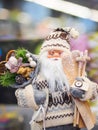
[39,52,70,92]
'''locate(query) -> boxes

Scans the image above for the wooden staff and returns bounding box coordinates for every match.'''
[76,50,90,77]
[73,50,90,127]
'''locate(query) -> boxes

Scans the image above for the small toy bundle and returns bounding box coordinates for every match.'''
[0,48,37,88]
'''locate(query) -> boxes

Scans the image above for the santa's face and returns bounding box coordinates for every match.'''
[47,49,63,60]
[39,49,70,92]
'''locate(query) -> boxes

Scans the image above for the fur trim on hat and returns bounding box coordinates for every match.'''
[40,38,70,54]
[40,27,79,54]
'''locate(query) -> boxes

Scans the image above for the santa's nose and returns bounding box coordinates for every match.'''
[53,52,60,57]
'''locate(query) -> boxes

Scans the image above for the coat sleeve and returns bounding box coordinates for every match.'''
[81,79,98,101]
[15,84,49,111]
[15,84,39,110]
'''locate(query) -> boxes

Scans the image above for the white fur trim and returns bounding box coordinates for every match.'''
[40,38,70,54]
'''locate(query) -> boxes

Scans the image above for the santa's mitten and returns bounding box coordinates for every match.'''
[34,89,47,105]
[70,76,98,101]
[15,84,49,111]
[70,87,85,99]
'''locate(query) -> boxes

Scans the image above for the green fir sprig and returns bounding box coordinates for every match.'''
[15,48,28,63]
[0,71,16,87]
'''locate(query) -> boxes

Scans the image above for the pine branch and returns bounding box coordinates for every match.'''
[15,48,28,63]
[0,71,16,87]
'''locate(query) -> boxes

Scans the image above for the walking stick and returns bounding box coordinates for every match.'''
[73,50,90,127]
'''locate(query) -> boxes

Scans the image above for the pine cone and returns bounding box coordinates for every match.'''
[15,74,26,85]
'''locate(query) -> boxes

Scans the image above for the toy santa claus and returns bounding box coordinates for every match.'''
[1,27,98,130]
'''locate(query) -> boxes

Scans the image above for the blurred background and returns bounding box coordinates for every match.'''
[0,0,98,130]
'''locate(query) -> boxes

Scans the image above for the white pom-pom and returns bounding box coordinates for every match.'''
[30,61,36,67]
[64,27,79,39]
[28,57,33,62]
[70,28,79,39]
[26,53,30,58]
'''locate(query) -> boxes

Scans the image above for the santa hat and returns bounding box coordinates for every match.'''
[40,27,79,54]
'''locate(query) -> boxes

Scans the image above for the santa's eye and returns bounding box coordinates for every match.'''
[74,80,83,87]
[51,51,55,55]
[49,50,54,55]
[59,51,63,55]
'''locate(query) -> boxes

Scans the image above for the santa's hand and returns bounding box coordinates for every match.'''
[70,76,98,101]
[34,89,46,105]
[70,87,85,99]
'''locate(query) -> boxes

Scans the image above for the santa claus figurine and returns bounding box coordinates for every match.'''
[14,27,98,130]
